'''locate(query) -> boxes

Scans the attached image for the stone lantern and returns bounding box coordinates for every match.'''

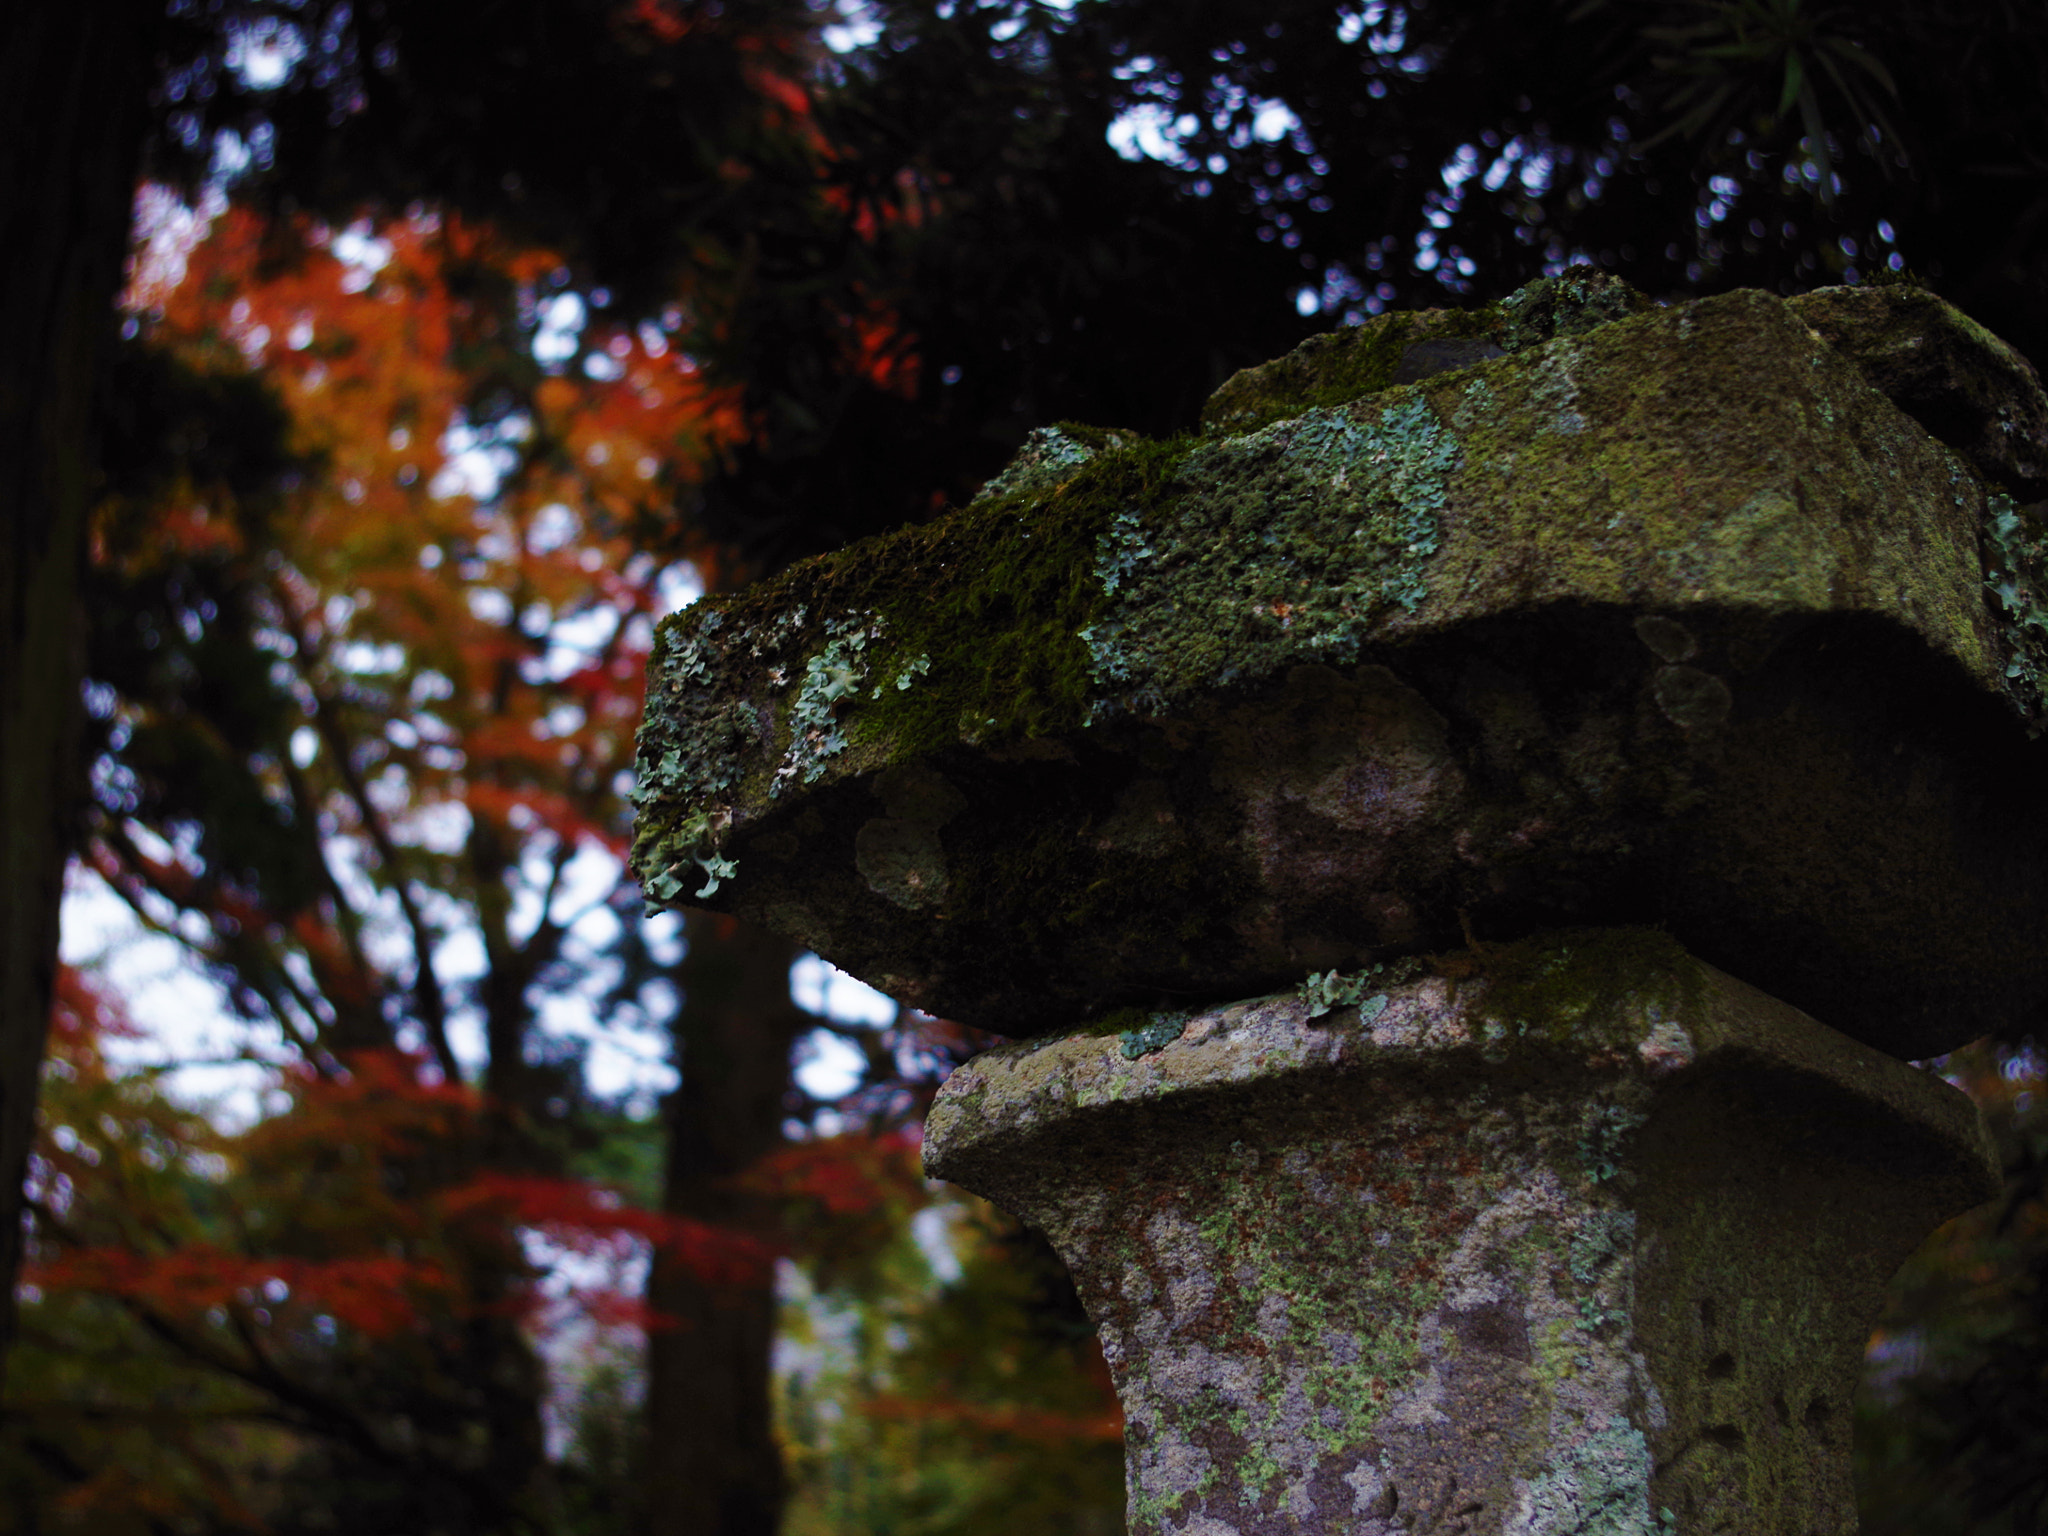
[632,271,2047,1534]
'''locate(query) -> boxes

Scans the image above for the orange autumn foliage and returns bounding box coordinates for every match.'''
[54,196,790,1381]
[94,198,734,1090]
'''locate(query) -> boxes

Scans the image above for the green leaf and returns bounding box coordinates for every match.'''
[1823,33,1898,96]
[1778,49,1806,119]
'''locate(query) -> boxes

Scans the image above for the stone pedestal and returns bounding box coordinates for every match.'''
[925,933,1997,1536]
[630,274,2046,1535]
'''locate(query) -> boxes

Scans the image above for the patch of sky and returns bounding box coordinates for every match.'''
[821,0,882,50]
[1440,141,1482,195]
[208,123,278,184]
[582,324,637,383]
[1476,135,1556,197]
[1778,140,1843,198]
[526,605,614,686]
[1307,261,1370,324]
[527,502,580,556]
[792,1029,865,1101]
[1108,60,1303,174]
[656,560,705,615]
[224,295,272,366]
[1338,0,1428,70]
[1700,172,1741,226]
[1108,100,1198,166]
[1336,2,1382,44]
[534,291,587,368]
[531,1249,650,1459]
[1416,141,1479,272]
[125,183,229,317]
[432,411,529,502]
[336,638,405,676]
[223,16,306,90]
[1542,249,1598,278]
[467,587,515,626]
[911,1205,964,1282]
[331,220,393,293]
[1250,97,1301,145]
[67,739,695,1129]
[775,1259,860,1395]
[61,866,298,1132]
[791,954,897,1027]
[511,853,681,1109]
[790,953,897,1098]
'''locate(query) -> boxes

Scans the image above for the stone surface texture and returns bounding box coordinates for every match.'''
[630,276,2048,1057]
[925,931,1998,1536]
[1786,284,2048,498]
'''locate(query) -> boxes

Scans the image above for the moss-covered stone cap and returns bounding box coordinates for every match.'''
[631,278,2048,1051]
[924,930,1997,1213]
[1200,266,1657,436]
[1204,273,2048,496]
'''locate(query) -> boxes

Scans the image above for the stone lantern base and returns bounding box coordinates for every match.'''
[924,931,1997,1536]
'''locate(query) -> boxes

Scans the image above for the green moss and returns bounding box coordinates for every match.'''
[1231,1430,1287,1502]
[631,271,1669,884]
[1179,1146,1449,1469]
[629,433,1188,882]
[1577,1105,1649,1184]
[1127,1459,1221,1531]
[1980,489,2048,734]
[1453,927,1703,1052]
[1201,312,1426,435]
[639,275,1910,922]
[964,423,1121,506]
[1494,265,1658,353]
[1083,396,1464,720]
[631,605,765,810]
[1534,1316,1586,1385]
[1569,1210,1636,1287]
[854,432,1199,755]
[1861,264,1934,292]
[1199,266,1653,438]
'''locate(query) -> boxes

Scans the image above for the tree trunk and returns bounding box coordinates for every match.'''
[642,913,808,1536]
[0,0,153,1387]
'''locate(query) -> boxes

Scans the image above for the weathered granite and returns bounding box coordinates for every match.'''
[924,930,1999,1536]
[630,275,2048,1057]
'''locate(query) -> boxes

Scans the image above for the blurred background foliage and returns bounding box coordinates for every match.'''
[1860,1043,2048,1536]
[2,0,2046,1531]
